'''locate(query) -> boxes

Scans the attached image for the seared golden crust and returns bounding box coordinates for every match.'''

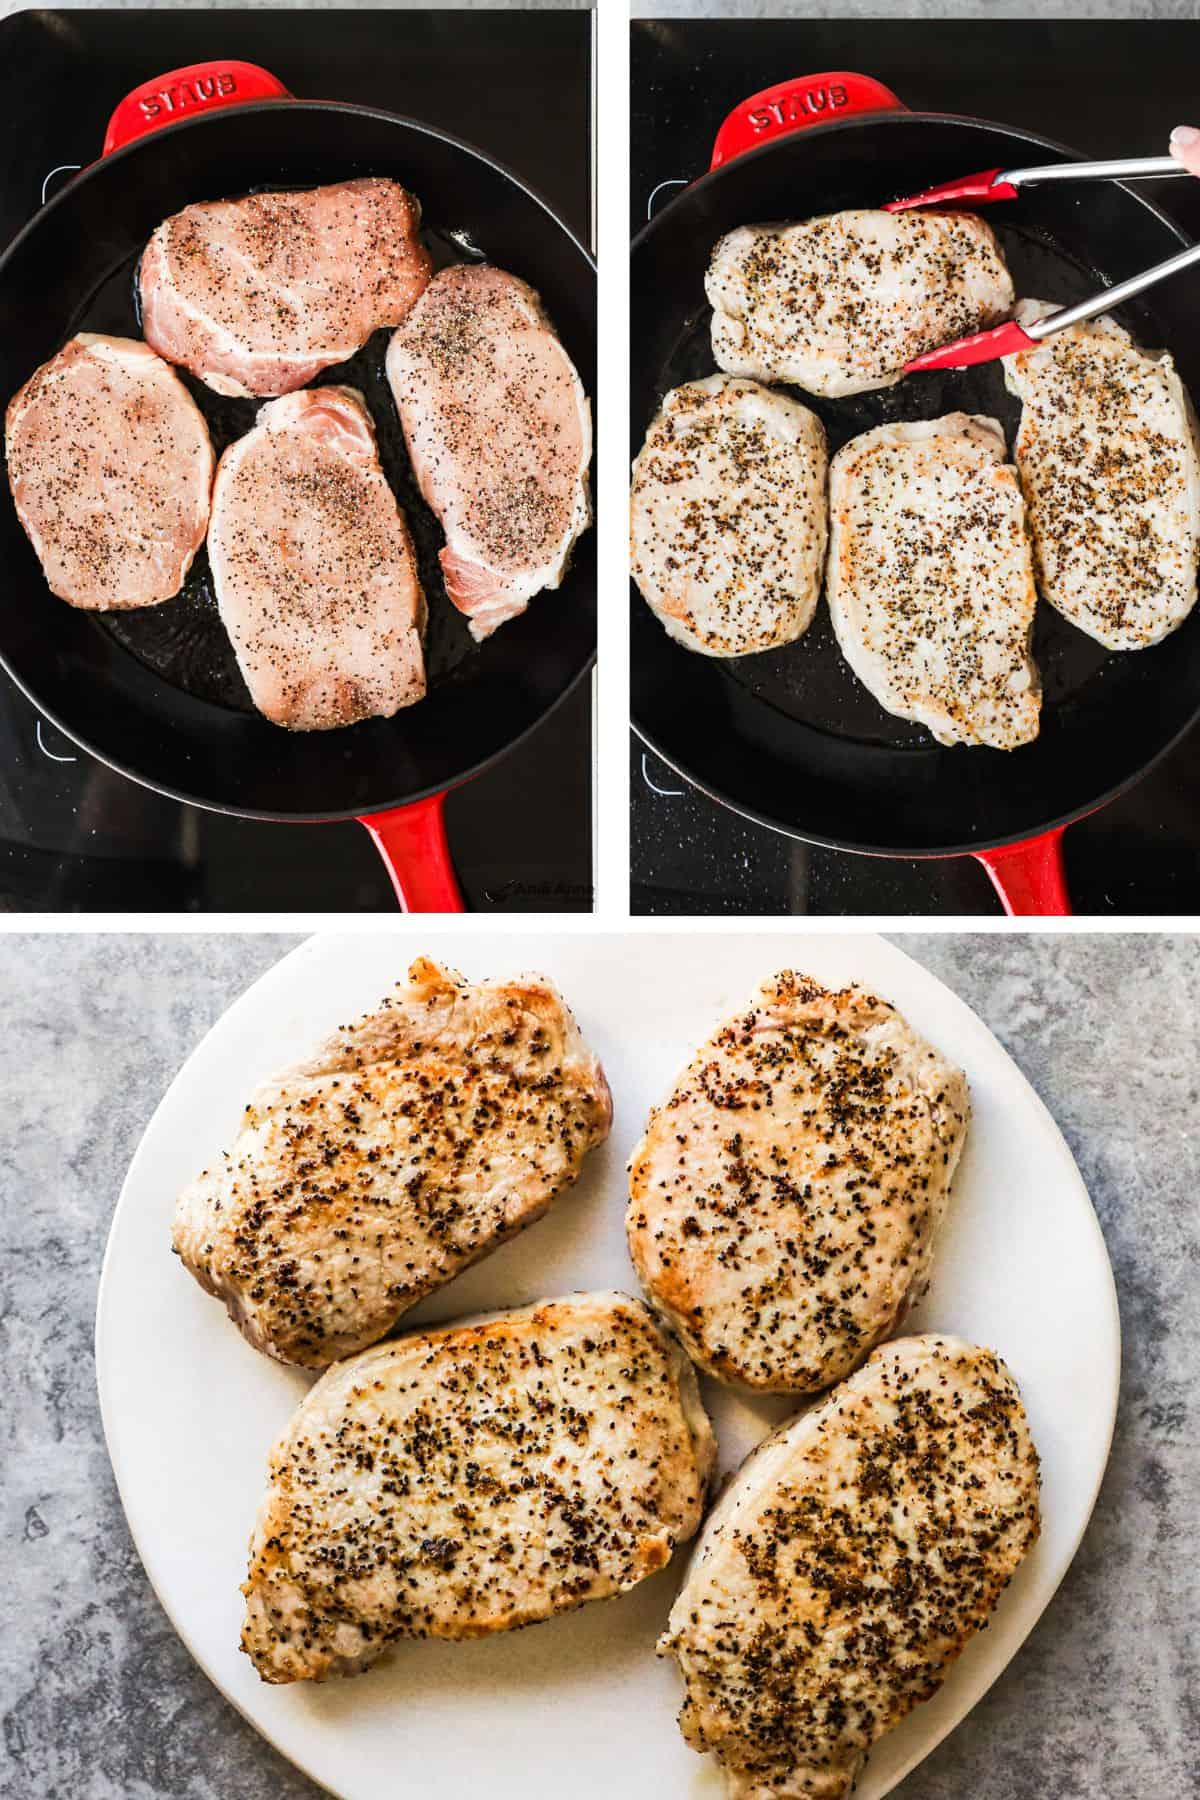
[242,1292,717,1682]
[707,210,1013,399]
[1004,304,1200,651]
[661,1335,1041,1799]
[173,958,612,1366]
[627,972,969,1393]
[827,415,1041,751]
[630,374,828,658]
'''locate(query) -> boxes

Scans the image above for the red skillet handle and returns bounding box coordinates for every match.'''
[102,61,292,156]
[357,793,465,913]
[711,72,907,169]
[972,826,1072,916]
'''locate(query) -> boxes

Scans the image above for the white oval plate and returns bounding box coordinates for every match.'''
[97,932,1119,1800]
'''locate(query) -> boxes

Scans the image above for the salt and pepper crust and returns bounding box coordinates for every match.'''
[627,971,970,1392]
[1004,301,1200,651]
[632,374,828,657]
[827,414,1042,749]
[241,1291,716,1683]
[707,209,1014,398]
[660,1334,1041,1800]
[173,957,612,1366]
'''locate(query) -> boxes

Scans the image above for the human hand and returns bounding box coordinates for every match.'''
[1170,125,1200,177]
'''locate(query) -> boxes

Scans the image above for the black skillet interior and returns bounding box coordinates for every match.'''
[631,115,1200,855]
[0,101,596,820]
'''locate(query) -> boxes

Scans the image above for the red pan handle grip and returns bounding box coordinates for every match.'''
[102,61,292,156]
[710,72,907,170]
[357,793,465,913]
[972,826,1072,916]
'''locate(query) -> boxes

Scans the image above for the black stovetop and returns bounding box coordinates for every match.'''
[631,18,1200,917]
[0,9,593,913]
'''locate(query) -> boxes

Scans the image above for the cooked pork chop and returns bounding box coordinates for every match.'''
[631,374,828,656]
[1004,300,1200,650]
[386,263,591,641]
[707,210,1014,398]
[206,386,425,730]
[242,1291,716,1684]
[627,972,969,1393]
[827,414,1041,749]
[5,333,212,610]
[140,177,432,398]
[661,1334,1041,1800]
[174,958,613,1366]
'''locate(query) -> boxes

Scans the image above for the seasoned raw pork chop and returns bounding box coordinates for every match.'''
[242,1291,716,1684]
[5,333,212,609]
[661,1335,1040,1800]
[207,386,425,730]
[140,177,432,397]
[386,263,591,641]
[631,374,828,656]
[707,210,1014,398]
[174,958,613,1366]
[1004,300,1200,650]
[627,972,968,1393]
[827,414,1041,749]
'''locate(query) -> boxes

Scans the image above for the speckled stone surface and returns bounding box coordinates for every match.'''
[0,932,1196,1798]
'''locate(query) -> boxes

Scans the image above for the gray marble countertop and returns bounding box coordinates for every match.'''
[1,932,1195,1798]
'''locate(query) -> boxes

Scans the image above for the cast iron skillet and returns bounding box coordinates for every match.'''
[0,61,596,909]
[631,72,1200,914]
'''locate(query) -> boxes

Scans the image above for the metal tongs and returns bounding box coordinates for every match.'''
[884,154,1200,373]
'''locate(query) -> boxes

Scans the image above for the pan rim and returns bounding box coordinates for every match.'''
[631,109,1195,256]
[630,107,1199,856]
[0,96,596,822]
[1,96,597,281]
[630,715,1187,861]
[5,650,596,825]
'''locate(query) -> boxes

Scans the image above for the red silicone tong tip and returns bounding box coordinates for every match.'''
[884,167,1019,212]
[904,319,1039,374]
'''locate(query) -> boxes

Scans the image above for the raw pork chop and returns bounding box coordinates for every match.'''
[707,210,1014,398]
[140,177,432,397]
[628,972,968,1393]
[827,414,1041,749]
[386,263,591,641]
[631,374,828,656]
[206,386,425,730]
[660,1335,1041,1800]
[5,333,212,609]
[1004,300,1200,650]
[173,958,613,1366]
[242,1292,716,1683]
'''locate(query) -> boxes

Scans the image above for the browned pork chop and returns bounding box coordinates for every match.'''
[173,957,614,1366]
[206,386,425,731]
[140,177,432,397]
[5,333,213,609]
[242,1293,715,1683]
[708,211,1014,399]
[386,263,591,641]
[628,971,969,1393]
[661,1335,1041,1800]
